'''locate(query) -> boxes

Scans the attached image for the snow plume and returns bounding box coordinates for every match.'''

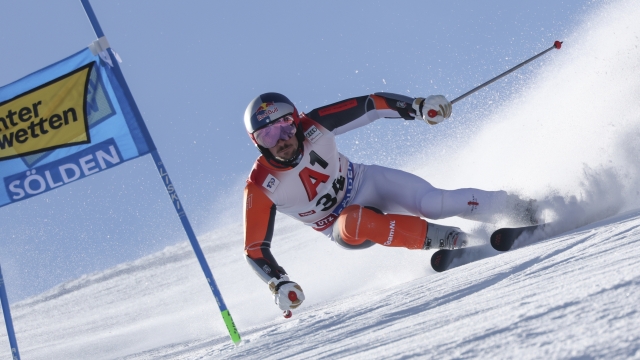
[408,0,640,232]
[541,166,625,225]
[510,165,626,249]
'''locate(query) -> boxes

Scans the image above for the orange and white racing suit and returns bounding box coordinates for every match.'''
[243,93,509,282]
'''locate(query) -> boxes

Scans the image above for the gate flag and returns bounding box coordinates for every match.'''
[0,0,242,348]
[0,47,155,207]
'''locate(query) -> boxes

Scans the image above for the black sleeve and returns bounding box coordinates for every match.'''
[305,93,417,132]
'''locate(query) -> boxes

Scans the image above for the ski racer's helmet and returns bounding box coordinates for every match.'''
[244,92,304,165]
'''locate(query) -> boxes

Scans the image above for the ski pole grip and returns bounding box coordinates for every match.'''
[427,109,438,118]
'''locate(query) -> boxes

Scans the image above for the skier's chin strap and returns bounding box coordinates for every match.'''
[275,151,303,167]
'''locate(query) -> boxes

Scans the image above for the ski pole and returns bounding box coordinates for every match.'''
[426,40,563,118]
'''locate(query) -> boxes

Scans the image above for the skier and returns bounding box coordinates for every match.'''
[243,92,536,313]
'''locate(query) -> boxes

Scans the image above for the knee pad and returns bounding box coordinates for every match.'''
[336,205,428,249]
[332,205,374,249]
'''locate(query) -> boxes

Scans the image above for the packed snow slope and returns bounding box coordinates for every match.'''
[3,210,640,359]
[2,0,640,358]
[114,212,640,359]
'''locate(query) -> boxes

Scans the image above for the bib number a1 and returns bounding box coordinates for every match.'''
[298,150,345,211]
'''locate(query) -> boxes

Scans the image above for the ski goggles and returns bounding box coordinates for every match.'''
[253,115,296,148]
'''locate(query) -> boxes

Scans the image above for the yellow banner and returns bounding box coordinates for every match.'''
[0,63,93,160]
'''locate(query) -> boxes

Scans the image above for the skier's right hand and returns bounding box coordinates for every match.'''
[413,95,452,125]
[268,275,305,311]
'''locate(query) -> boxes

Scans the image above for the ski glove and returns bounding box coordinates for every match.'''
[268,275,305,311]
[412,95,452,125]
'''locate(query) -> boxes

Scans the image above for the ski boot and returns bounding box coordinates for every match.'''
[424,223,468,250]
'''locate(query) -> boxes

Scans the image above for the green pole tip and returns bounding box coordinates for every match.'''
[221,310,241,344]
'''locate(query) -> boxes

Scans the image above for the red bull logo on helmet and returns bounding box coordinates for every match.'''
[255,102,279,122]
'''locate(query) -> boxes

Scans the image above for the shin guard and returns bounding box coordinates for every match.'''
[337,205,427,249]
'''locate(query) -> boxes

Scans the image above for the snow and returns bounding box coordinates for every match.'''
[3,0,640,358]
[4,210,640,359]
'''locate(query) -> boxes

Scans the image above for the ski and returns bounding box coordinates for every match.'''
[490,223,549,252]
[430,246,487,272]
[432,223,558,271]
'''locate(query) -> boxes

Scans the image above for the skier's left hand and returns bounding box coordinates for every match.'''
[268,275,305,311]
[413,95,452,125]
